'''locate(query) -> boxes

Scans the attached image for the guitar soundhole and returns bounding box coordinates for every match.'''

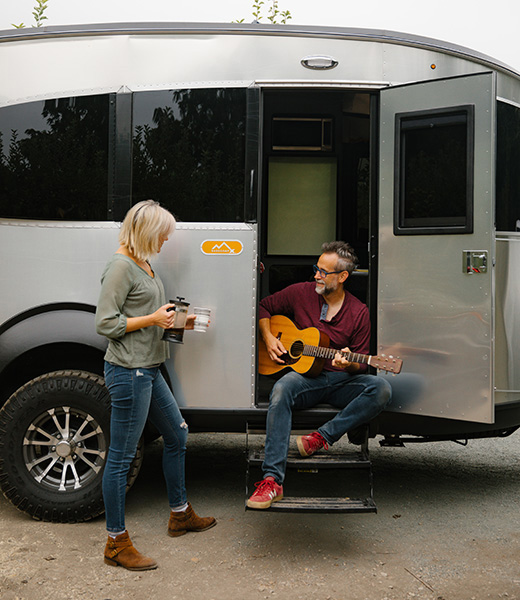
[289,340,304,359]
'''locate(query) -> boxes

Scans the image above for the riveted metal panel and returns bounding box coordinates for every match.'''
[378,72,495,423]
[158,223,258,409]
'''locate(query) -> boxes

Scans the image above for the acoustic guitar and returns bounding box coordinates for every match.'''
[258,315,403,377]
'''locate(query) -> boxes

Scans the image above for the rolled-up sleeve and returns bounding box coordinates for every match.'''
[95,260,132,340]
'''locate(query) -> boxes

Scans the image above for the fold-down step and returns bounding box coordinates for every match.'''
[246,496,376,513]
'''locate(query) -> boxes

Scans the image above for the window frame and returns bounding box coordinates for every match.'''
[496,99,520,233]
[0,94,111,221]
[130,87,247,224]
[393,105,475,236]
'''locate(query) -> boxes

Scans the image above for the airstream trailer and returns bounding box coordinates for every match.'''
[1,22,519,521]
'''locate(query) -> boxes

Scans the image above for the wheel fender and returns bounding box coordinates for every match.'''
[0,305,107,374]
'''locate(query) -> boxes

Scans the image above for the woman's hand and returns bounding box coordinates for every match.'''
[184,314,196,330]
[125,304,174,333]
[151,303,177,330]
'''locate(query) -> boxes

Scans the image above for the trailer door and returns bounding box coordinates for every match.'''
[378,72,495,423]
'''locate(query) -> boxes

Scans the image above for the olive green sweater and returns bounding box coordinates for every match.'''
[95,254,169,368]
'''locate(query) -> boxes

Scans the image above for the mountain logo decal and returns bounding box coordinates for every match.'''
[201,240,243,256]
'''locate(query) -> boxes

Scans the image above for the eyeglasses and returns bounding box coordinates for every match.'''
[313,264,345,278]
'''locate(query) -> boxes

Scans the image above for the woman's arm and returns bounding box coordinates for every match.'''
[96,260,176,338]
[125,304,176,332]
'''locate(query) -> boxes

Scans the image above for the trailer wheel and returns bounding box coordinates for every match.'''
[0,370,143,523]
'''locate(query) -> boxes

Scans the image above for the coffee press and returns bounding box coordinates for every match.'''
[162,297,190,344]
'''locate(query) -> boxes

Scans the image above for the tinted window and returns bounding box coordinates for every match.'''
[0,95,109,220]
[496,101,520,232]
[395,107,474,234]
[132,88,246,222]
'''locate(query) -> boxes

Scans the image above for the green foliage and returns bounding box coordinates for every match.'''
[235,0,292,24]
[0,89,248,222]
[12,0,49,29]
[132,89,246,222]
[33,0,49,27]
[0,96,110,220]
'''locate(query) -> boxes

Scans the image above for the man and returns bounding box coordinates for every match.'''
[247,241,392,509]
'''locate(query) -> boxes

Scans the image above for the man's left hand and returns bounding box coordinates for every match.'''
[332,348,359,373]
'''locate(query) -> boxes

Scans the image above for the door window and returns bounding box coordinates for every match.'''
[395,106,474,235]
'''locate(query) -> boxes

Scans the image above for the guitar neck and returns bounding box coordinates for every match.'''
[303,344,371,366]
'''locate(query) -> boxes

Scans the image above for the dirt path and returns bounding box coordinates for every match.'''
[1,432,519,600]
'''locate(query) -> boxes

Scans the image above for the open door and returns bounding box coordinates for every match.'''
[378,72,495,423]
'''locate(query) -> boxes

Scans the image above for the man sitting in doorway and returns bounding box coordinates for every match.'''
[247,241,392,509]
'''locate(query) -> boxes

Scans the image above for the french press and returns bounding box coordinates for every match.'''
[162,296,190,344]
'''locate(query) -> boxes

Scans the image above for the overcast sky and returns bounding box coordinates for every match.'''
[1,0,519,71]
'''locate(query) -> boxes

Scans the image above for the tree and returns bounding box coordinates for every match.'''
[235,0,292,24]
[12,0,49,29]
[0,95,110,220]
[132,88,247,222]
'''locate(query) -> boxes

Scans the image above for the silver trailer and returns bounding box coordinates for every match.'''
[0,22,519,520]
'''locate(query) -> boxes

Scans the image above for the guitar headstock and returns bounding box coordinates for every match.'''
[370,355,403,374]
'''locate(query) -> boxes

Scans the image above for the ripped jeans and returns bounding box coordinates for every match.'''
[102,362,188,533]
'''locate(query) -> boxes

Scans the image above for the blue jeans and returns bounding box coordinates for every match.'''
[263,370,392,484]
[102,362,188,533]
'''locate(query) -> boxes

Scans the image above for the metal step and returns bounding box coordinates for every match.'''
[248,448,371,470]
[245,496,377,513]
[245,423,376,515]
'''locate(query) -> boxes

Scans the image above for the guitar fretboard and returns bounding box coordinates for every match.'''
[302,344,371,365]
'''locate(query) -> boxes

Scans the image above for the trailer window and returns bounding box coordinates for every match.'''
[496,100,520,232]
[267,156,336,255]
[0,95,110,220]
[132,88,246,222]
[395,107,474,235]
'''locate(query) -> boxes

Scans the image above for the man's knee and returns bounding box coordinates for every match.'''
[269,372,301,408]
[373,377,392,409]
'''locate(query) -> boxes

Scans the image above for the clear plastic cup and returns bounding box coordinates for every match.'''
[193,307,211,332]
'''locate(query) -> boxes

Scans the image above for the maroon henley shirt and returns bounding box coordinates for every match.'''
[258,282,370,373]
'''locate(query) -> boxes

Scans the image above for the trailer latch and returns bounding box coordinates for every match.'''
[463,250,488,274]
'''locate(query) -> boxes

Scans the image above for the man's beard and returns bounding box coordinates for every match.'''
[315,280,337,296]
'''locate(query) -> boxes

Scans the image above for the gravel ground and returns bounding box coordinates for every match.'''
[0,430,519,600]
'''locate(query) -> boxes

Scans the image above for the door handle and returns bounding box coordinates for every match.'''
[463,250,488,274]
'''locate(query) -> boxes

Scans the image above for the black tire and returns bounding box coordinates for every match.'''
[0,370,143,523]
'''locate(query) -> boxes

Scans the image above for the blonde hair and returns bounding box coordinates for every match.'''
[119,200,176,261]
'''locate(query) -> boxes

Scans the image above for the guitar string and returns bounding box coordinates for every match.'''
[302,344,369,364]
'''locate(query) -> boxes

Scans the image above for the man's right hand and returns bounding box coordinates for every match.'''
[265,333,288,364]
[259,318,287,364]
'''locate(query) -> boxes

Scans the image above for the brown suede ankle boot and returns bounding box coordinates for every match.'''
[167,502,216,537]
[104,531,158,570]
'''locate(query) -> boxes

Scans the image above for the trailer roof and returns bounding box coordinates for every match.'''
[0,21,518,80]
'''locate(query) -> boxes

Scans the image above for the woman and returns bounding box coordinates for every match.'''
[95,199,216,571]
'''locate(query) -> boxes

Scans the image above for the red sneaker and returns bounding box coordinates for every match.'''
[247,476,283,509]
[296,432,329,457]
